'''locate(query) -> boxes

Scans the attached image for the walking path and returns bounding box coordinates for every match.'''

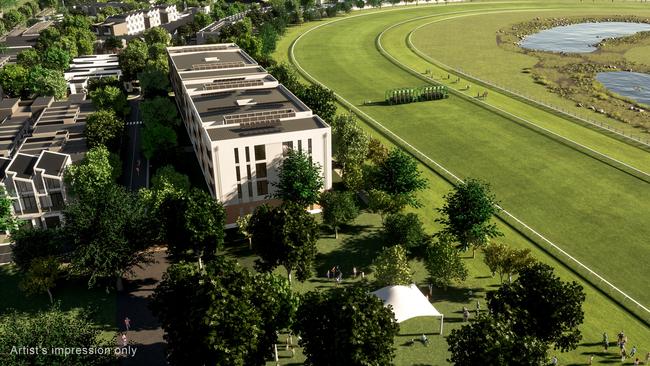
[116,248,169,365]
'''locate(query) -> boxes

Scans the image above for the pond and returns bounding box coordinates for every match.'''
[519,22,650,53]
[596,71,650,106]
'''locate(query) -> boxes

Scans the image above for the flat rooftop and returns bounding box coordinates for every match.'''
[35,151,67,176]
[207,115,328,141]
[169,47,256,74]
[8,154,37,179]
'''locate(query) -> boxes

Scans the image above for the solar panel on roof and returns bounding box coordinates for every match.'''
[191,61,247,71]
[203,79,264,91]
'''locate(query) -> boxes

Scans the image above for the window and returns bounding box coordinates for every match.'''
[247,182,253,197]
[308,138,312,155]
[256,163,267,178]
[282,141,293,156]
[254,145,266,161]
[246,165,252,180]
[298,140,302,152]
[45,178,61,190]
[235,166,241,181]
[237,184,243,199]
[245,147,250,162]
[50,192,64,210]
[256,180,268,196]
[21,195,37,212]
[234,148,239,164]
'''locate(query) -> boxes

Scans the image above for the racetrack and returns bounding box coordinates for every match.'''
[280,0,650,327]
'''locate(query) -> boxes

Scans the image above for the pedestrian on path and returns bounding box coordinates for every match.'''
[603,332,609,351]
[124,317,131,331]
[121,333,128,347]
[462,307,469,322]
[352,266,357,278]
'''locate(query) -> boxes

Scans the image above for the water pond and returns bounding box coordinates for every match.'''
[520,22,650,53]
[596,71,650,106]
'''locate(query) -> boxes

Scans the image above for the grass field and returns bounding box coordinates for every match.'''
[267,2,650,364]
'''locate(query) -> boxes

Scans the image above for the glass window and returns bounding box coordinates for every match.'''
[234,148,239,164]
[256,163,267,178]
[45,178,61,190]
[245,147,250,162]
[50,192,64,210]
[246,165,251,180]
[308,138,312,155]
[247,182,253,197]
[256,180,268,196]
[298,140,302,152]
[254,145,266,161]
[235,166,241,181]
[282,141,293,157]
[22,195,37,211]
[237,184,242,199]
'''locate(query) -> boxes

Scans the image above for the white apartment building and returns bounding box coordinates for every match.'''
[144,8,161,29]
[93,5,179,36]
[64,54,122,94]
[167,44,332,225]
[156,4,179,24]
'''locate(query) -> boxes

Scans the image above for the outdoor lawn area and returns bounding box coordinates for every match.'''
[0,265,117,340]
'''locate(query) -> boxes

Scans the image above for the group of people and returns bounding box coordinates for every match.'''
[326,265,364,284]
[601,331,648,365]
[461,300,483,322]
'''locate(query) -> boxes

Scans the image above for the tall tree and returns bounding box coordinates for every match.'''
[64,184,156,290]
[0,187,16,232]
[141,96,180,128]
[141,121,177,160]
[88,85,129,117]
[294,285,400,366]
[372,244,413,287]
[0,64,28,98]
[487,263,585,352]
[436,178,502,258]
[143,27,172,46]
[423,234,468,290]
[140,165,190,212]
[366,188,408,222]
[193,12,213,29]
[139,58,170,97]
[267,63,303,95]
[372,148,427,207]
[26,66,67,99]
[19,256,62,304]
[447,315,548,366]
[298,84,337,122]
[0,307,116,365]
[273,149,323,207]
[250,203,319,283]
[10,227,66,272]
[118,39,148,81]
[151,259,298,366]
[16,49,41,68]
[319,190,359,239]
[332,114,369,191]
[236,214,253,249]
[64,145,117,199]
[383,212,426,256]
[84,109,124,150]
[482,242,536,283]
[42,46,71,71]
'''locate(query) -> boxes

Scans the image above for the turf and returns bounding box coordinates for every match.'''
[266,2,650,364]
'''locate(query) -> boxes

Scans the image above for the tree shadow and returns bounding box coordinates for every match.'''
[429,286,485,303]
[314,230,385,277]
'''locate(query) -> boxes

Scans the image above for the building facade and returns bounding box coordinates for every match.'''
[167,43,332,225]
[92,5,179,37]
[64,54,122,94]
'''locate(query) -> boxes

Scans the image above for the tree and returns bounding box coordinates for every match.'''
[273,149,323,207]
[259,22,278,56]
[27,66,67,99]
[332,114,369,191]
[482,242,536,283]
[144,27,172,46]
[0,64,28,98]
[105,36,123,52]
[424,234,468,290]
[372,148,427,207]
[294,285,400,366]
[16,49,41,68]
[0,307,115,366]
[89,85,129,117]
[0,187,16,232]
[65,184,156,290]
[436,178,502,258]
[141,96,180,128]
[64,145,117,199]
[42,46,71,71]
[161,188,226,268]
[250,203,319,283]
[141,121,177,160]
[140,165,190,212]
[298,84,336,122]
[10,227,66,272]
[19,256,62,304]
[447,315,548,366]
[3,10,25,29]
[383,212,426,255]
[139,58,170,97]
[367,136,389,165]
[487,263,585,352]
[151,259,298,366]
[267,63,303,94]
[236,214,253,249]
[193,12,213,29]
[319,190,359,238]
[84,110,124,150]
[366,188,408,222]
[372,244,413,287]
[118,39,148,81]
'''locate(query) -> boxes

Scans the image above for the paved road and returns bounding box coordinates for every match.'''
[124,98,148,191]
[117,249,169,365]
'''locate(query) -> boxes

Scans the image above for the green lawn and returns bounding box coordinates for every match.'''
[265,2,650,364]
[0,265,117,340]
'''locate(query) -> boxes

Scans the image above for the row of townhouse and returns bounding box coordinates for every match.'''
[64,54,122,94]
[167,43,333,226]
[92,4,179,37]
[0,94,92,230]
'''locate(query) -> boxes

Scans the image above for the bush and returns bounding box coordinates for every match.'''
[383,212,427,257]
[10,227,68,272]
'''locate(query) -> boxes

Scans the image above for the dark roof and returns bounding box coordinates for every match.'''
[8,154,37,179]
[0,98,20,111]
[179,66,267,81]
[170,49,254,71]
[36,151,67,176]
[0,158,11,180]
[207,115,328,141]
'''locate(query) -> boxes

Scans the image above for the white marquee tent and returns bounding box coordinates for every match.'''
[371,284,444,334]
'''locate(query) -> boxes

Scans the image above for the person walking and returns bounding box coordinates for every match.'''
[603,332,609,351]
[630,345,637,357]
[124,317,131,331]
[551,356,558,365]
[352,266,357,278]
[462,307,469,322]
[121,333,128,347]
